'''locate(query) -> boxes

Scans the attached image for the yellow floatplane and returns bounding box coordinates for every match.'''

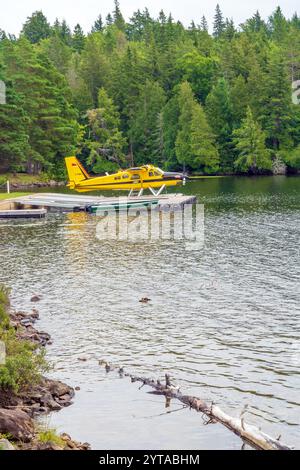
[65,156,185,196]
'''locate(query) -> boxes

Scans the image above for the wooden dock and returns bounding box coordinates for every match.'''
[11,193,197,213]
[0,208,47,219]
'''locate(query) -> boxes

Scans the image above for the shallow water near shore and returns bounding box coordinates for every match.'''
[0,176,299,449]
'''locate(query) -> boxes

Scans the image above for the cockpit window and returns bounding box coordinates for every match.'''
[149,171,154,177]
[122,174,129,179]
[154,171,161,176]
[131,174,140,179]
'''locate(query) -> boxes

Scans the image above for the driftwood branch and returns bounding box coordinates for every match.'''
[99,361,293,451]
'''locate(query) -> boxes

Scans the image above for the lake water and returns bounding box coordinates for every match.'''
[0,176,299,449]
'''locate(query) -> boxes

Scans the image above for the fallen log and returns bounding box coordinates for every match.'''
[100,361,293,451]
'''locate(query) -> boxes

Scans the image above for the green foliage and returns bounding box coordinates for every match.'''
[0,6,299,176]
[86,88,127,172]
[233,107,272,173]
[176,81,219,172]
[0,61,29,172]
[213,4,225,38]
[21,11,51,44]
[176,51,218,103]
[0,285,49,393]
[206,78,234,171]
[258,46,293,151]
[129,80,166,165]
[37,428,64,447]
[92,15,104,33]
[1,38,78,174]
[281,145,300,170]
[72,24,85,53]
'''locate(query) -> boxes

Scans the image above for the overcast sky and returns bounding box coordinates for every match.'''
[1,1,299,35]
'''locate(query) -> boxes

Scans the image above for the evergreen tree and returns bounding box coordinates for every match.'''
[79,33,111,106]
[259,47,292,151]
[161,95,180,168]
[242,11,267,33]
[268,7,288,42]
[53,19,72,45]
[21,11,51,44]
[1,38,78,174]
[176,81,219,172]
[200,16,208,32]
[224,18,236,40]
[233,107,272,173]
[86,88,127,172]
[113,0,126,31]
[72,24,85,52]
[190,103,219,173]
[39,35,72,75]
[0,30,7,41]
[176,82,194,171]
[0,61,29,171]
[206,78,234,171]
[213,4,225,38]
[92,15,104,33]
[106,14,113,26]
[129,80,166,165]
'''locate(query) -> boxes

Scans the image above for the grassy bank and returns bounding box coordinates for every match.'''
[0,193,30,201]
[0,173,50,186]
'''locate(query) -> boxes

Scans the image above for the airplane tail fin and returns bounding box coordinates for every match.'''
[65,156,89,189]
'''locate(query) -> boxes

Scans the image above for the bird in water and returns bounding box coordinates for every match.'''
[139,297,151,303]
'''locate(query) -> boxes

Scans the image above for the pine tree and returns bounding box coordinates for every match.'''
[1,38,78,174]
[175,82,194,171]
[92,15,103,33]
[268,7,288,42]
[224,18,236,40]
[0,61,29,171]
[72,24,85,52]
[213,4,225,38]
[53,19,72,45]
[200,16,208,32]
[233,107,272,173]
[206,77,234,171]
[190,103,219,173]
[86,88,127,172]
[176,81,219,172]
[259,47,292,151]
[161,95,180,168]
[79,33,110,106]
[129,80,166,165]
[113,0,126,31]
[0,29,7,41]
[39,35,72,75]
[21,11,51,44]
[242,11,267,33]
[106,14,113,26]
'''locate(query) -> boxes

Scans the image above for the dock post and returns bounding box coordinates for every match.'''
[6,180,10,194]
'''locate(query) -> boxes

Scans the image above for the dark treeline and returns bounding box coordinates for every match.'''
[1,1,300,177]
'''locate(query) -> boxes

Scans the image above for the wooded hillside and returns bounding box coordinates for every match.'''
[0,2,300,177]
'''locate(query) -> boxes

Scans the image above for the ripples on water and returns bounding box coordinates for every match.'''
[0,176,299,449]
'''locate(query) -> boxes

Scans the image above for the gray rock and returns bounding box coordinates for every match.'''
[0,408,34,442]
[0,438,15,450]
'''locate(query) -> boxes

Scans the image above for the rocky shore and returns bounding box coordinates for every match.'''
[9,180,65,190]
[0,305,90,451]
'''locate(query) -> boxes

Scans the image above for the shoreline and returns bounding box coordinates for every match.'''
[0,294,90,451]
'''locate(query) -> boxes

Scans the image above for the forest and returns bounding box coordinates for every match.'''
[0,2,300,177]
